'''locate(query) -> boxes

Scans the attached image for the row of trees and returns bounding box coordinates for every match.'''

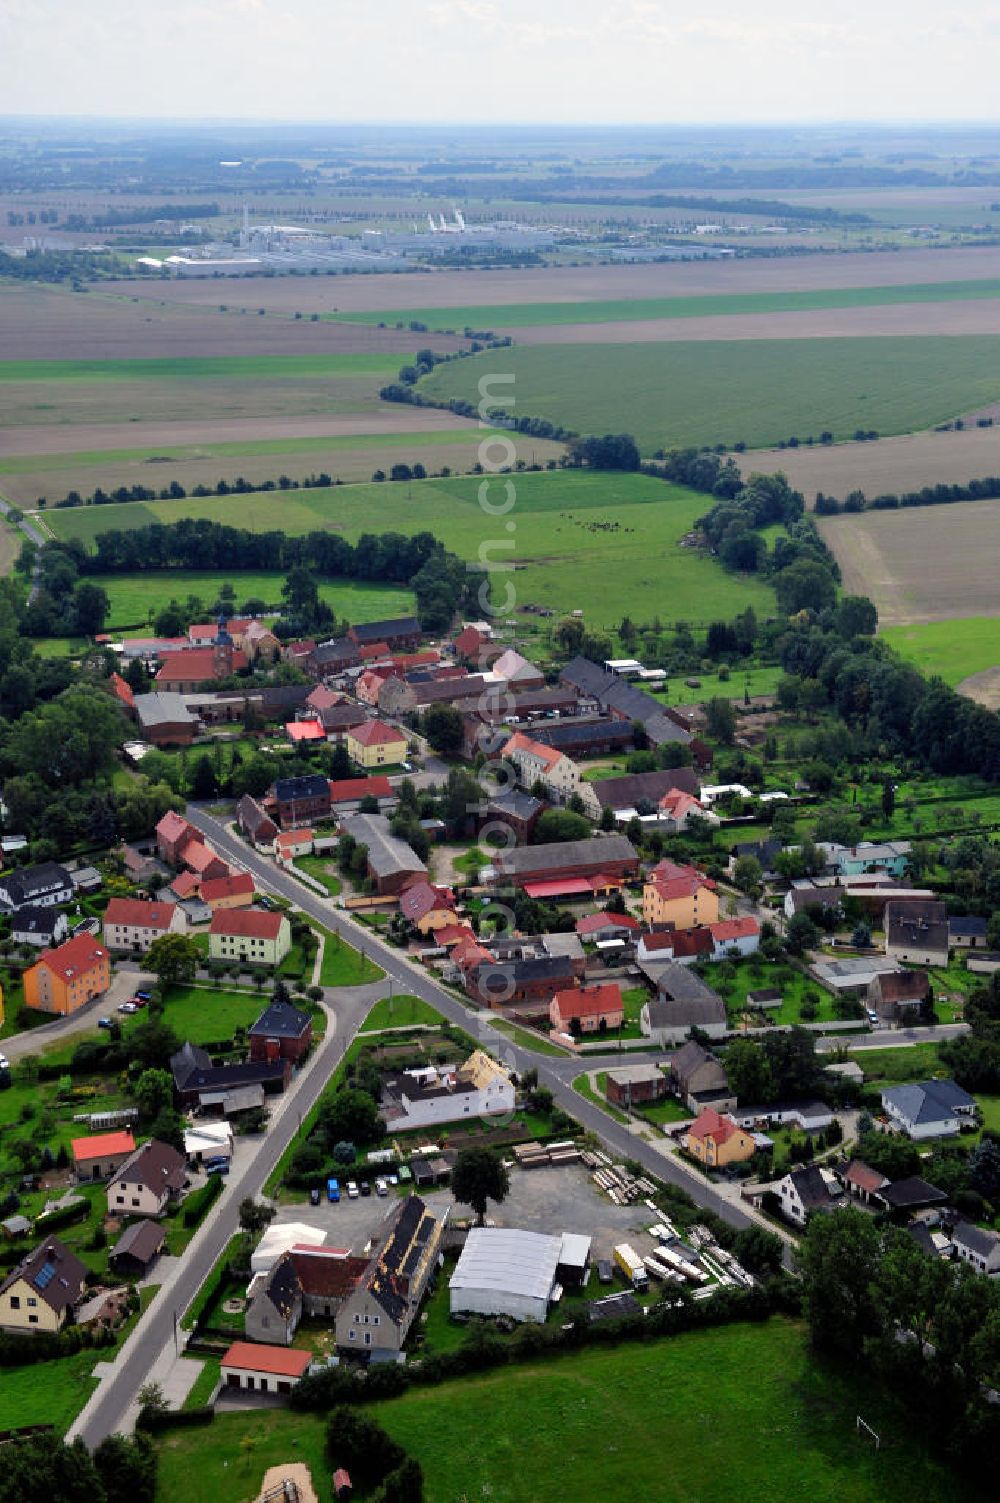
[815,473,1000,515]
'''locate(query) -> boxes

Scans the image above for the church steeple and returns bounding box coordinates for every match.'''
[212,614,234,677]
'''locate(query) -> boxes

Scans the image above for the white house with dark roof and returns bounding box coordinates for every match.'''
[952,1221,1000,1276]
[881,1079,978,1139]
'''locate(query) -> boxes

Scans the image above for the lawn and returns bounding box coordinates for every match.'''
[418,335,1000,453]
[489,1017,567,1057]
[292,853,342,896]
[0,1346,102,1434]
[316,925,384,987]
[331,278,1000,331]
[361,993,442,1030]
[573,1070,628,1123]
[712,961,840,1027]
[43,468,777,630]
[883,618,1000,687]
[121,983,266,1046]
[845,1041,943,1084]
[653,663,785,705]
[154,1318,978,1503]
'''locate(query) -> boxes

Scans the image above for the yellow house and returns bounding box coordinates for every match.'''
[0,1237,88,1334]
[348,718,408,768]
[686,1108,757,1168]
[641,860,719,931]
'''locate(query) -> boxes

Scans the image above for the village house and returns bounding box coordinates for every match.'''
[881,1078,977,1139]
[641,965,728,1046]
[380,1050,515,1131]
[774,1165,841,1225]
[335,1195,444,1357]
[170,1039,289,1111]
[575,910,641,944]
[685,1109,757,1169]
[549,982,624,1035]
[867,968,931,1024]
[952,1222,1000,1276]
[668,1041,735,1114]
[0,1238,88,1335]
[237,794,279,848]
[220,1341,312,1397]
[107,1139,186,1219]
[641,860,719,931]
[201,871,256,911]
[488,834,639,893]
[884,899,950,968]
[12,906,69,948]
[72,1130,137,1183]
[273,773,331,829]
[605,1063,668,1109]
[249,997,313,1065]
[103,896,185,953]
[274,829,314,864]
[502,730,598,815]
[347,718,408,768]
[0,860,74,913]
[949,916,989,949]
[209,909,292,968]
[399,879,458,934]
[245,1254,303,1347]
[155,810,199,866]
[23,933,111,1016]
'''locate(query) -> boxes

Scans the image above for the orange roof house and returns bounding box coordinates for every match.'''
[156,809,198,865]
[181,841,230,880]
[201,872,255,910]
[285,719,326,744]
[685,1109,757,1168]
[72,1129,135,1182]
[399,879,457,934]
[110,672,135,710]
[549,982,623,1036]
[24,935,111,1018]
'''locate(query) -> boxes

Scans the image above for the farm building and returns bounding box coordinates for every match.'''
[605,1063,667,1108]
[488,834,639,892]
[220,1341,311,1397]
[249,997,313,1065]
[449,1227,564,1324]
[72,1130,136,1183]
[884,900,950,968]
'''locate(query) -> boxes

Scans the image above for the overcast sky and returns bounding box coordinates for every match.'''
[2,0,998,124]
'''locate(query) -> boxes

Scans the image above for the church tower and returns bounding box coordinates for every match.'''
[212,614,234,679]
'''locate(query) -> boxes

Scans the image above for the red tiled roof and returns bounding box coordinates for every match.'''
[400,879,456,923]
[552,982,623,1021]
[169,870,200,899]
[156,810,196,846]
[843,1159,889,1194]
[110,672,135,709]
[671,928,714,959]
[201,872,255,903]
[350,719,405,748]
[434,923,477,948]
[329,776,393,803]
[188,619,251,642]
[72,1130,135,1162]
[285,720,326,742]
[640,930,675,953]
[306,685,344,711]
[37,933,109,982]
[221,1341,311,1378]
[688,1108,742,1145]
[359,642,390,661]
[182,842,227,876]
[576,911,641,935]
[276,829,313,848]
[105,896,178,931]
[155,647,248,684]
[504,731,560,771]
[210,909,284,940]
[522,878,596,899]
[710,916,759,943]
[647,873,713,903]
[289,1248,368,1299]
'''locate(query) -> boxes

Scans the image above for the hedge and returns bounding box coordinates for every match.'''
[182,1172,223,1229]
[137,1405,214,1432]
[34,1199,90,1235]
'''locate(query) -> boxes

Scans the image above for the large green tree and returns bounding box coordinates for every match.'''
[451,1146,510,1226]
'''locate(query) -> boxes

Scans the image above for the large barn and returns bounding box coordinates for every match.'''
[449,1227,564,1325]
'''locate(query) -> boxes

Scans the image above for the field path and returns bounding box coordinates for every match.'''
[957,667,1000,707]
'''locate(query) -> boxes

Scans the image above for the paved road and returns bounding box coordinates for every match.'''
[68,974,384,1447]
[815,1023,968,1052]
[184,807,764,1238]
[0,493,46,601]
[2,969,153,1063]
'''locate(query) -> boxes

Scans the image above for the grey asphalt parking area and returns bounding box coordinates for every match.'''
[276,1163,660,1263]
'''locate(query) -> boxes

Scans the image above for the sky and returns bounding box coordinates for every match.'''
[1,0,998,124]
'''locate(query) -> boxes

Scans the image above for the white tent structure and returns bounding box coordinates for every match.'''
[449,1227,562,1324]
[250,1222,326,1275]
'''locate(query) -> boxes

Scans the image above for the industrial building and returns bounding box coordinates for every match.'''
[449,1227,588,1324]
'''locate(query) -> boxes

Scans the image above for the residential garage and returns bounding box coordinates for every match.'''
[220,1340,311,1396]
[449,1227,563,1325]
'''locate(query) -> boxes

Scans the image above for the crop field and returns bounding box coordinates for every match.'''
[110,244,1000,315]
[0,429,564,508]
[882,618,1000,688]
[418,336,1000,453]
[330,277,1000,332]
[42,468,777,628]
[98,573,413,631]
[739,426,1000,502]
[153,1318,976,1503]
[818,499,1000,627]
[0,282,469,361]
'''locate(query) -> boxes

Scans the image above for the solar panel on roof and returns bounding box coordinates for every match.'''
[402,1246,422,1278]
[34,1262,55,1290]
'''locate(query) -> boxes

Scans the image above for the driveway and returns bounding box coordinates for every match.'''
[2,968,156,1064]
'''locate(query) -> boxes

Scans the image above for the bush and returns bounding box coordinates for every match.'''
[35,1198,90,1234]
[182,1173,223,1228]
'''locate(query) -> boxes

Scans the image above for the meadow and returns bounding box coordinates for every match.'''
[882,618,1000,686]
[43,468,778,628]
[153,1318,978,1503]
[331,276,1000,331]
[418,336,1000,453]
[97,573,414,631]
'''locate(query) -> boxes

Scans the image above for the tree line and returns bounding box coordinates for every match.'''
[815,473,1000,515]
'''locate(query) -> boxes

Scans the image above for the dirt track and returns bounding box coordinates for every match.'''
[740,425,1000,502]
[100,246,1000,313]
[0,408,479,458]
[957,667,1000,707]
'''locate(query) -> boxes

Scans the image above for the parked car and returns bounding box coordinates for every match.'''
[359,1180,371,1197]
[401,761,413,773]
[258,896,274,910]
[387,1174,399,1186]
[375,1178,388,1197]
[134,990,152,1002]
[327,1178,340,1203]
[131,995,148,1008]
[0,1053,9,1072]
[206,1161,229,1177]
[97,1017,114,1031]
[310,1187,321,1206]
[346,1181,359,1199]
[118,1002,138,1015]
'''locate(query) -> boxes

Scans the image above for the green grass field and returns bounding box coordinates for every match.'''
[44,468,776,628]
[331,277,1000,331]
[122,983,266,1045]
[883,618,1000,686]
[361,994,442,1030]
[95,573,414,631]
[291,853,343,896]
[154,1318,977,1503]
[418,335,1000,452]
